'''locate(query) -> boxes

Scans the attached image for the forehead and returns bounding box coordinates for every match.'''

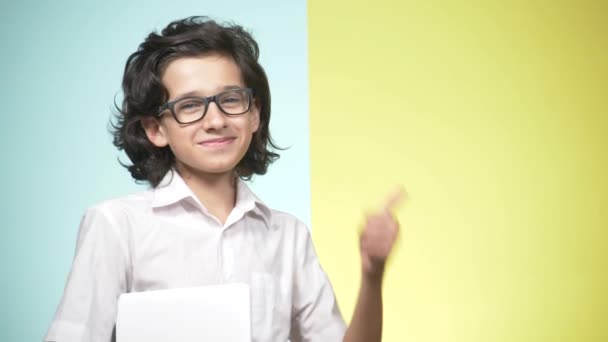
[161,54,244,98]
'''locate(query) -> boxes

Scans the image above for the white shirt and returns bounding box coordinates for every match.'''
[44,170,346,342]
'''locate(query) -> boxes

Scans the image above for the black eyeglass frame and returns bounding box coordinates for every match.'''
[156,87,254,124]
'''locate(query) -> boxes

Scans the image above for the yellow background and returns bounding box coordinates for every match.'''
[308,1,607,341]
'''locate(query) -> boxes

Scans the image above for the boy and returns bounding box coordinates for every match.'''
[45,16,401,342]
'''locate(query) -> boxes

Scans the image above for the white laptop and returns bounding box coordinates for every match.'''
[116,283,251,342]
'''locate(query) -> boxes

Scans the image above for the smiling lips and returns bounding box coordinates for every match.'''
[198,137,236,147]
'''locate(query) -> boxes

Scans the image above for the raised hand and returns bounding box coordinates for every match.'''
[359,188,405,278]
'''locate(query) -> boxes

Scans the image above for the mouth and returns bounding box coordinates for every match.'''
[197,137,236,148]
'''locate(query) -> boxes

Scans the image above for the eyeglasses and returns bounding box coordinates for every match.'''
[157,88,253,124]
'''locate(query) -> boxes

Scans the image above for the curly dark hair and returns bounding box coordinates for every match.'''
[112,16,280,187]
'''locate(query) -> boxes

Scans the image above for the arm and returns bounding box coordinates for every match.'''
[343,267,385,342]
[344,189,405,342]
[44,206,129,342]
[289,221,348,342]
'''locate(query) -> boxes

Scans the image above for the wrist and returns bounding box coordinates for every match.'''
[362,261,385,285]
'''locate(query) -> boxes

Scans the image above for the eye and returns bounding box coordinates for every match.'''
[176,99,205,112]
[222,96,241,104]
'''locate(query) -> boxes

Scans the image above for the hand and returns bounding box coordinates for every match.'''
[359,188,405,278]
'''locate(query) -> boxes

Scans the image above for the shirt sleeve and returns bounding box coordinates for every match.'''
[44,206,130,342]
[289,225,347,342]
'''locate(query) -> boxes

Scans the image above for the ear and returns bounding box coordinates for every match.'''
[251,99,261,133]
[141,117,169,147]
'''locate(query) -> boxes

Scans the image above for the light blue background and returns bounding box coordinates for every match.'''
[0,1,309,340]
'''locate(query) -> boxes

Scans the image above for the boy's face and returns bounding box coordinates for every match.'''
[143,54,260,178]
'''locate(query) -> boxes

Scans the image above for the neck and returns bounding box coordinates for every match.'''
[176,163,237,225]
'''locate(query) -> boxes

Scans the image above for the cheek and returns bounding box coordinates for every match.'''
[162,125,197,154]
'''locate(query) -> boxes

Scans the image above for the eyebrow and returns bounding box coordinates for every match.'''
[172,85,244,100]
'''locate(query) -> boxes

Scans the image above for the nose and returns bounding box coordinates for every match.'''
[201,101,227,131]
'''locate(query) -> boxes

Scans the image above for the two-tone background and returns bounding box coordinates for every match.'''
[1,1,606,341]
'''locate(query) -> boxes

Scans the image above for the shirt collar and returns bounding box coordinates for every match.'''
[151,170,271,228]
[233,176,271,227]
[151,169,195,208]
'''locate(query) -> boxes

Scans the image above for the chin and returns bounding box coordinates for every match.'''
[203,167,236,175]
[198,161,240,175]
[179,151,247,176]
[199,152,247,173]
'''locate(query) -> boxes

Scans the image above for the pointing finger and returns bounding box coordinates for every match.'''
[384,187,407,212]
